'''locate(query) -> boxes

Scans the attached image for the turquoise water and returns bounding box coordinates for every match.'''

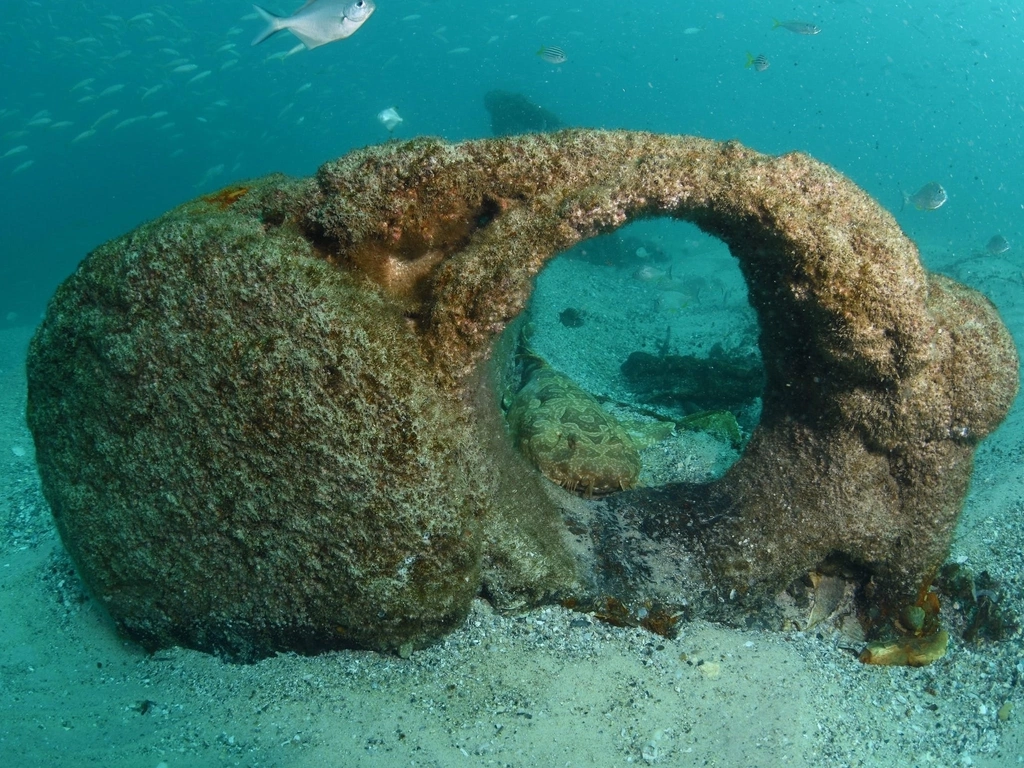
[4,4,1024,765]
[1,0,1019,322]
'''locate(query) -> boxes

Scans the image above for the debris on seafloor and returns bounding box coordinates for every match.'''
[860,587,948,667]
[675,410,744,449]
[859,630,950,666]
[937,562,1020,642]
[806,572,850,630]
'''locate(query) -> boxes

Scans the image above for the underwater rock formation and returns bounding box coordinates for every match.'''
[483,90,565,136]
[27,130,1018,658]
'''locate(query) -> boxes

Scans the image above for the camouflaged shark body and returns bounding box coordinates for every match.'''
[506,353,641,497]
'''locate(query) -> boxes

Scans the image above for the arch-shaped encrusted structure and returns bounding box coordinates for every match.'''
[27,131,1017,657]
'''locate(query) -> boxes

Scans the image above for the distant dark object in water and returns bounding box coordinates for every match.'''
[559,307,585,327]
[483,90,564,136]
[986,234,1010,255]
[621,343,764,413]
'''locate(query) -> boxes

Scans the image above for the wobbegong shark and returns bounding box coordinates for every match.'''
[251,0,376,50]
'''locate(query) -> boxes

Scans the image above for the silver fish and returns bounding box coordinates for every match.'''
[986,234,1010,255]
[773,19,821,35]
[194,163,225,189]
[91,109,119,129]
[251,0,376,50]
[902,182,947,211]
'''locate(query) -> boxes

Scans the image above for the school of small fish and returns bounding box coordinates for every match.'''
[0,3,844,192]
[0,1,1011,263]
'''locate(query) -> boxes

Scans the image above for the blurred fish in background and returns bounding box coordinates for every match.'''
[985,234,1010,255]
[772,19,821,35]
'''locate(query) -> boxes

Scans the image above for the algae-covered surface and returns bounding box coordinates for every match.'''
[25,132,1015,660]
[2,220,1024,766]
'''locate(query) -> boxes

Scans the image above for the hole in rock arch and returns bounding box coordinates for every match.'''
[497,219,765,496]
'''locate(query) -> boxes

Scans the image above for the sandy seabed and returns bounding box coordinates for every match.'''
[2,222,1023,768]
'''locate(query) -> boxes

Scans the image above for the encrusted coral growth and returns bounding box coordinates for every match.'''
[27,131,1017,657]
[28,207,486,657]
[306,131,1016,612]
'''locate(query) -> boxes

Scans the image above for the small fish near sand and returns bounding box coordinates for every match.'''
[902,182,948,211]
[377,107,403,132]
[251,0,376,50]
[745,52,770,72]
[537,45,567,64]
[773,19,821,35]
[986,234,1010,255]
